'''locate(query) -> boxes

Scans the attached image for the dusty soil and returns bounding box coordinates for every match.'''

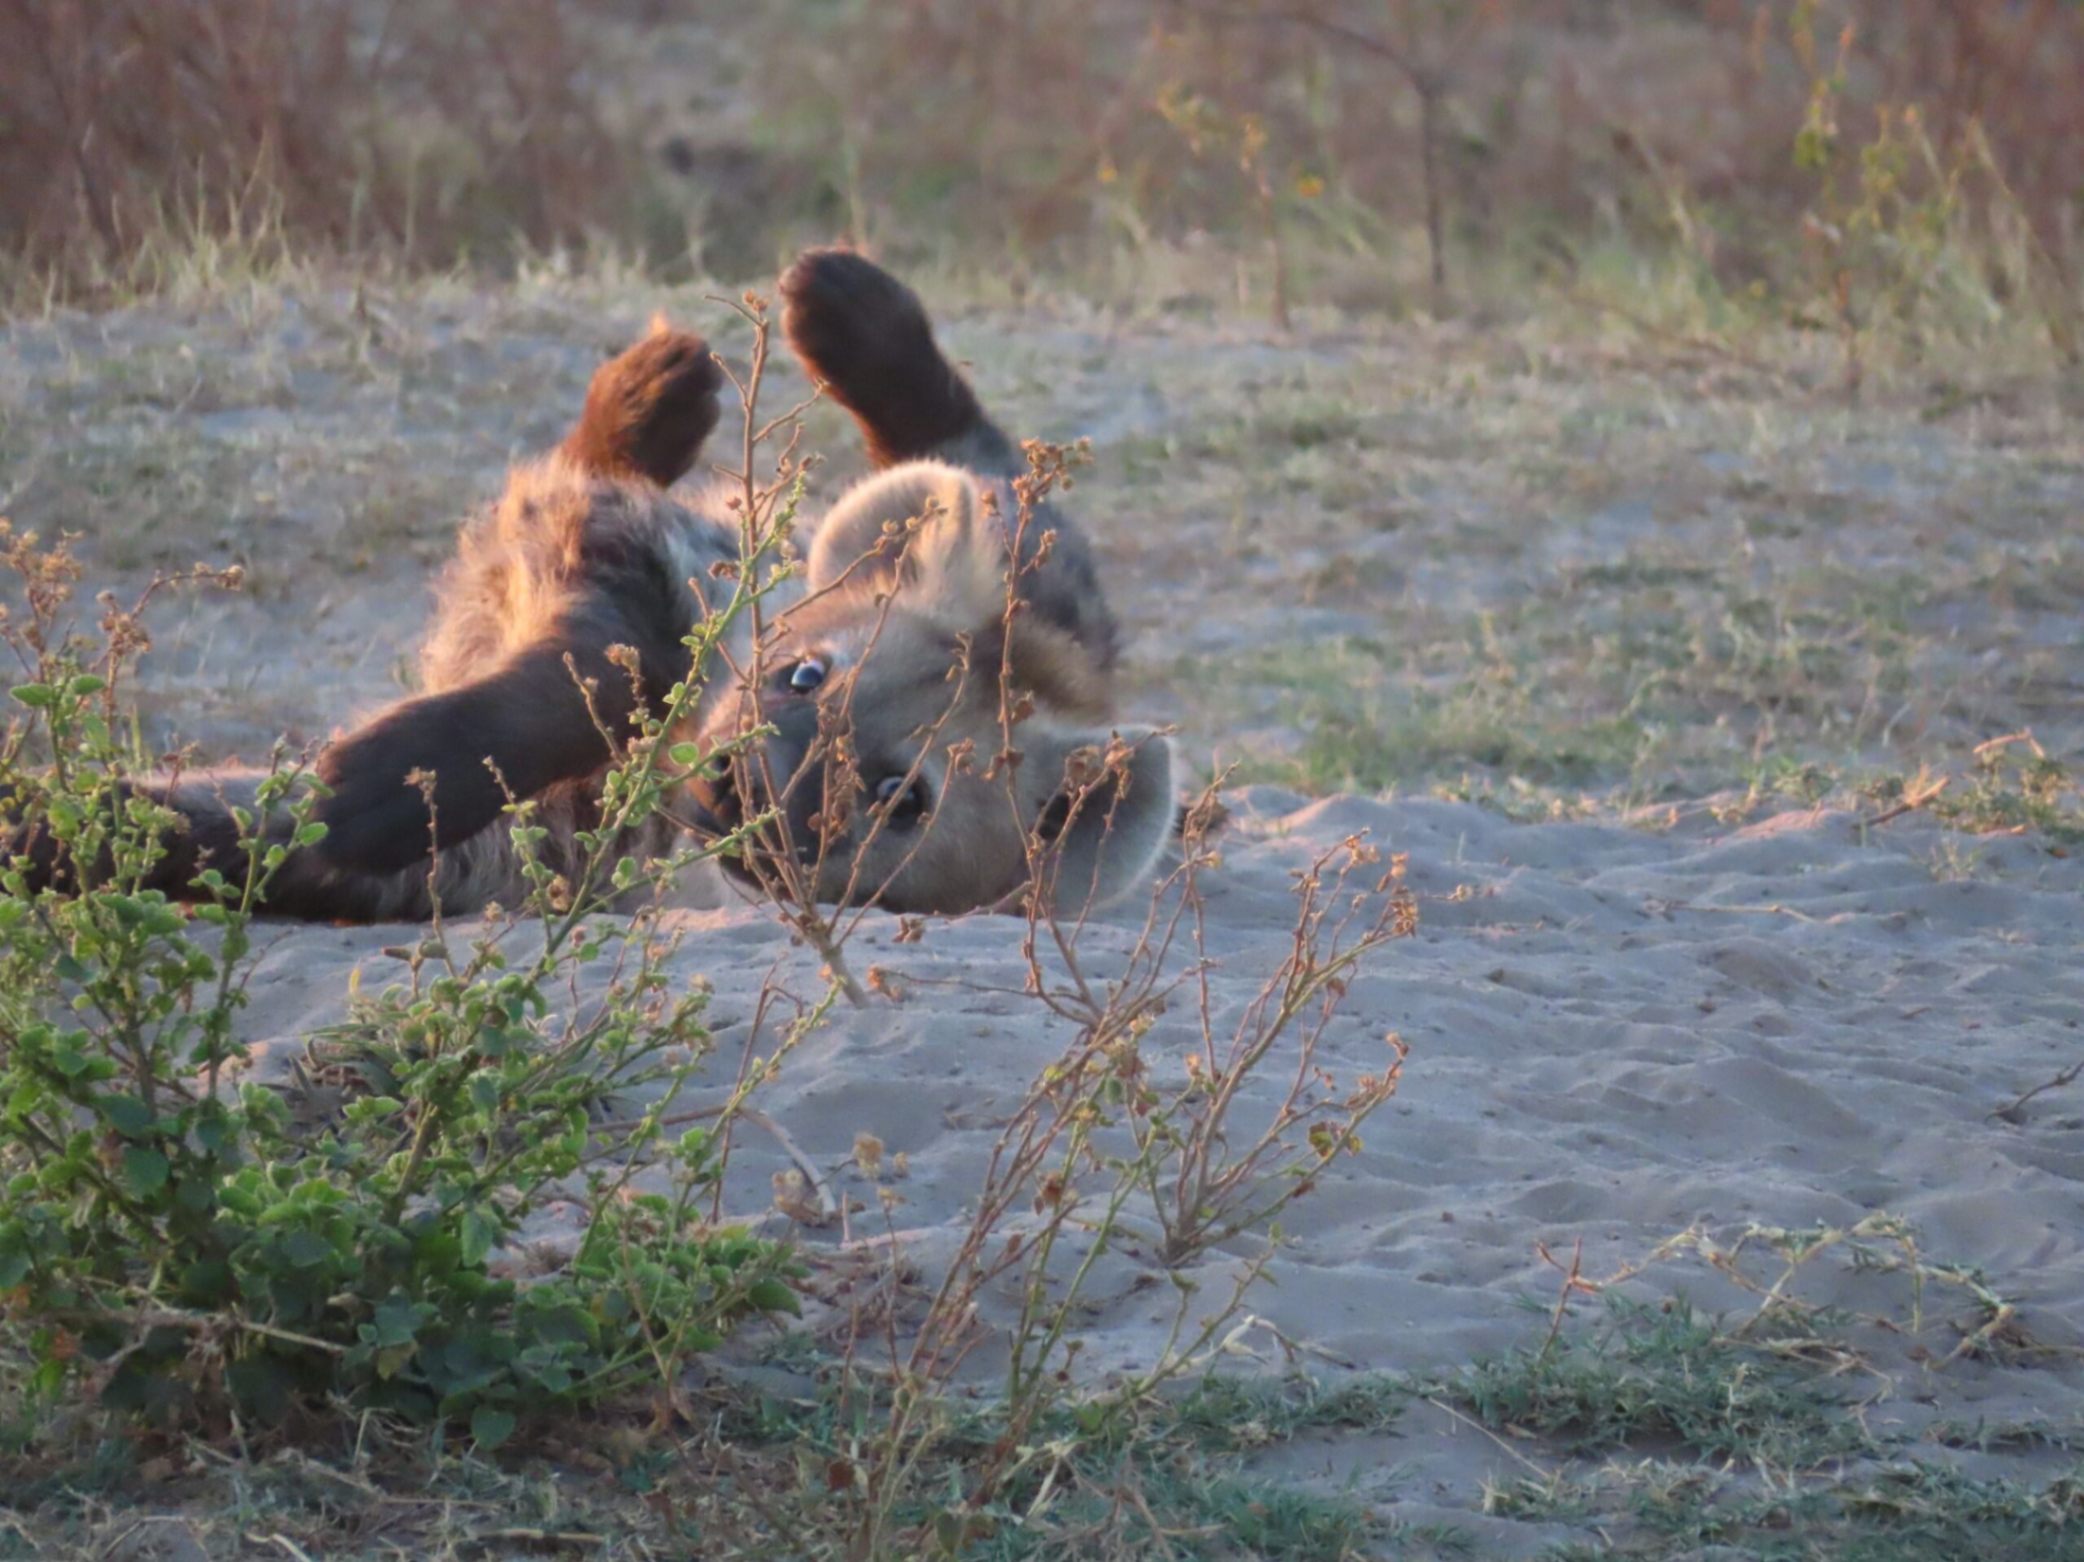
[6,282,2081,793]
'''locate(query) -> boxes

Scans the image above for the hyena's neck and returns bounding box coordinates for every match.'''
[922,417,1023,481]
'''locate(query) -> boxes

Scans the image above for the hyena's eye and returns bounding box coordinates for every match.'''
[784,656,828,693]
[873,774,930,830]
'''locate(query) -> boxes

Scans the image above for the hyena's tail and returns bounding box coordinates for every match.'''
[779,248,1020,476]
[560,321,723,487]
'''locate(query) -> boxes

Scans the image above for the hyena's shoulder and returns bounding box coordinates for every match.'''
[417,455,746,695]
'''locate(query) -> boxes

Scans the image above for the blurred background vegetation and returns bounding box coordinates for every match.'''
[3,0,2080,372]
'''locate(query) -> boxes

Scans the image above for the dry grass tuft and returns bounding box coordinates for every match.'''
[0,0,635,306]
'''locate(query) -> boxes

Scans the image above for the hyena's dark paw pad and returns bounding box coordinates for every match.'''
[563,325,723,488]
[780,248,980,464]
[781,249,934,372]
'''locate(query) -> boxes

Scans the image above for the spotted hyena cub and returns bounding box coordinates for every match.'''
[64,250,1174,922]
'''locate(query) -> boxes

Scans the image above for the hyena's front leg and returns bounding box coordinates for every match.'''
[311,637,637,876]
[313,329,723,878]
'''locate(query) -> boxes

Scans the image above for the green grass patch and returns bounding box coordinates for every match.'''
[1431,1297,1870,1467]
[1426,1274,2084,1561]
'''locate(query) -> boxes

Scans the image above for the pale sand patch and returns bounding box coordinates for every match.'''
[226,785,2084,1534]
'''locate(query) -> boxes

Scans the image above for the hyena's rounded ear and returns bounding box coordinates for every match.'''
[805,460,1007,625]
[1022,725,1177,918]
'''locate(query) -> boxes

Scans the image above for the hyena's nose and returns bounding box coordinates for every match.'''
[687,701,827,857]
[684,764,738,837]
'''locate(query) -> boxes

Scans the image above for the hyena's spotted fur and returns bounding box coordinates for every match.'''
[38,251,1174,923]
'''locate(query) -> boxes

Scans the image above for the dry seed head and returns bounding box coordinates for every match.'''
[1392,886,1420,938]
[853,1131,884,1178]
[1034,1171,1070,1212]
[771,1169,824,1225]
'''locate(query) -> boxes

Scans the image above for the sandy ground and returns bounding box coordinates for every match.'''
[215,786,2084,1553]
[5,281,2084,1550]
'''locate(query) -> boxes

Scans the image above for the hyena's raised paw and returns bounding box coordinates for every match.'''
[780,248,984,468]
[561,324,723,488]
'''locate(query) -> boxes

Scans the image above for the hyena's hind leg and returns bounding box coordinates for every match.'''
[311,328,723,878]
[783,249,1118,669]
[780,249,1021,476]
[561,321,724,486]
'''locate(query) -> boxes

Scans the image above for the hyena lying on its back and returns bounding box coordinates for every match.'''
[56,251,1175,922]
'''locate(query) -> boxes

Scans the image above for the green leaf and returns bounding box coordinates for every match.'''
[747,1278,802,1317]
[121,1145,170,1196]
[282,1229,336,1269]
[470,1405,517,1451]
[458,1208,501,1267]
[96,1093,155,1138]
[193,1112,238,1156]
[371,1292,426,1348]
[226,1356,292,1423]
[179,1258,232,1306]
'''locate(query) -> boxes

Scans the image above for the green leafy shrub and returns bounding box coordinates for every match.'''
[0,522,800,1444]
